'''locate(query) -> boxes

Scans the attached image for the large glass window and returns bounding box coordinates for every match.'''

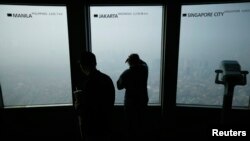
[0,5,72,107]
[177,3,250,107]
[90,6,163,104]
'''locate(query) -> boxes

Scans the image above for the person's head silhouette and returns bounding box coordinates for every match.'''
[79,51,97,76]
[125,53,141,67]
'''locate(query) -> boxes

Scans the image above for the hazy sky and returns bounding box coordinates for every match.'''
[180,3,250,65]
[90,6,163,103]
[178,3,250,106]
[0,5,72,106]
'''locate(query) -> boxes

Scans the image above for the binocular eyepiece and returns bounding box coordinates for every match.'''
[215,60,248,85]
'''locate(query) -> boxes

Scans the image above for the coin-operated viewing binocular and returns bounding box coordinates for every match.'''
[215,60,248,124]
[215,60,248,85]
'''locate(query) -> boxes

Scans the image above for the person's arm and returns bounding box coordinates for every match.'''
[117,71,126,90]
[73,88,83,113]
[117,78,123,90]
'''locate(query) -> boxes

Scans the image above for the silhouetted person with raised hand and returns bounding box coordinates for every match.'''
[117,53,149,140]
[74,51,115,141]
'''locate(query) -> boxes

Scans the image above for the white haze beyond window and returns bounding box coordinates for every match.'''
[0,5,72,107]
[177,3,250,107]
[90,6,163,104]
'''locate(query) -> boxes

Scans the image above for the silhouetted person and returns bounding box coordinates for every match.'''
[117,53,149,140]
[74,51,115,141]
